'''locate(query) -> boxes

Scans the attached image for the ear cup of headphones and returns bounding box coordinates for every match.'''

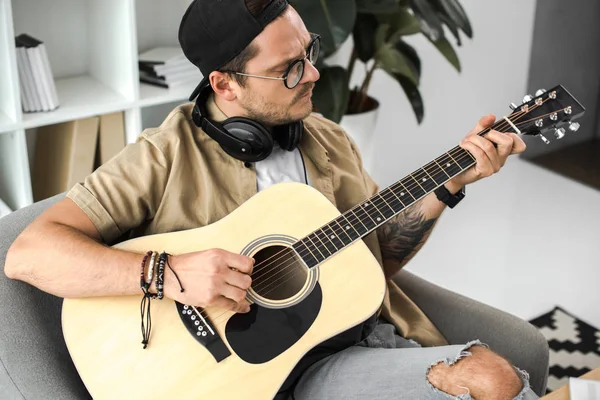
[273,120,304,151]
[221,117,274,161]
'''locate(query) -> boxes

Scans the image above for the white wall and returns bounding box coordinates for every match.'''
[330,0,600,329]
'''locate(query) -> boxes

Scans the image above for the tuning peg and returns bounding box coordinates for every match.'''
[537,133,550,144]
[535,89,547,96]
[509,103,518,111]
[522,94,533,103]
[554,127,566,140]
[568,122,580,132]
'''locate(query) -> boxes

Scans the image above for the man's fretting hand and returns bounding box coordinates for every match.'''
[447,114,526,191]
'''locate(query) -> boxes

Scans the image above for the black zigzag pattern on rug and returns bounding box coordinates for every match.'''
[529,306,600,393]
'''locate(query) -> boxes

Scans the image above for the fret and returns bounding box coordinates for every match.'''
[412,168,437,193]
[336,215,361,241]
[372,193,396,218]
[432,158,451,180]
[347,210,369,237]
[390,180,416,208]
[322,224,345,249]
[314,228,338,254]
[404,175,426,199]
[440,151,463,177]
[355,204,377,231]
[362,200,386,226]
[292,240,318,268]
[424,161,449,186]
[306,234,328,260]
[454,147,476,170]
[332,219,353,243]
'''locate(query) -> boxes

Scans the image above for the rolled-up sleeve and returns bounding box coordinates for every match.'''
[66,136,168,244]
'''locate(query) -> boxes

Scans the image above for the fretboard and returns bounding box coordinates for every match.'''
[292,145,476,268]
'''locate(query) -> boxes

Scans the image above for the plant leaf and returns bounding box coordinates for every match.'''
[408,0,444,41]
[353,13,379,63]
[374,23,390,51]
[356,0,401,14]
[292,0,356,57]
[395,40,421,82]
[434,0,472,38]
[382,69,424,123]
[395,74,425,124]
[437,11,461,46]
[378,8,421,40]
[429,36,461,72]
[312,66,350,123]
[377,43,418,85]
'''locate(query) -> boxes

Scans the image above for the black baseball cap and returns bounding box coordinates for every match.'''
[178,0,290,101]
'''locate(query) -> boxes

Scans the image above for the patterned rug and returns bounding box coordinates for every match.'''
[529,307,600,392]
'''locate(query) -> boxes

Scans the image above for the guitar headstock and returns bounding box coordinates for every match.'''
[507,85,585,144]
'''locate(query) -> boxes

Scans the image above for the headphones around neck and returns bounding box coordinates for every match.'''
[191,83,304,162]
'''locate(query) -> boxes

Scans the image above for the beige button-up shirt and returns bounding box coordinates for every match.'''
[67,97,447,347]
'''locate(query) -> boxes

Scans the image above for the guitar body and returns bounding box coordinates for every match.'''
[62,182,386,399]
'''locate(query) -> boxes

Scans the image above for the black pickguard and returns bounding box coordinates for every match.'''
[225,283,322,364]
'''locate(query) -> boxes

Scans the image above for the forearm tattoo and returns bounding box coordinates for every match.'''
[376,204,437,267]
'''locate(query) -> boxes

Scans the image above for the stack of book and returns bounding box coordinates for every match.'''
[15,33,59,112]
[138,47,202,89]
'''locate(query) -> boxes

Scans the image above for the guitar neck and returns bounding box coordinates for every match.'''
[292,145,477,268]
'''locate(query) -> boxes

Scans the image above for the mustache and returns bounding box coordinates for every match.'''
[295,84,314,100]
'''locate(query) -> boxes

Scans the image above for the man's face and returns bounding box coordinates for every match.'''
[234,7,320,126]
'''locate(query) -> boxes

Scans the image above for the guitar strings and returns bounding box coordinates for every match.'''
[201,104,542,326]
[249,105,540,282]
[248,107,539,288]
[201,105,542,326]
[199,99,560,326]
[251,101,568,283]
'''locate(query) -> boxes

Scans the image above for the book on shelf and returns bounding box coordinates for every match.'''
[15,33,59,113]
[138,46,202,89]
[32,117,100,202]
[0,197,12,219]
[94,112,126,169]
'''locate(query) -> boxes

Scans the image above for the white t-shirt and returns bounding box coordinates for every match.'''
[255,142,310,192]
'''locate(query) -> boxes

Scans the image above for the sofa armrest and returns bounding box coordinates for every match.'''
[392,269,549,396]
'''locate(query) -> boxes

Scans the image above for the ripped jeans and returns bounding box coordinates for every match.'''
[287,318,538,400]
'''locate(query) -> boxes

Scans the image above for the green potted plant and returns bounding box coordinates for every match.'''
[293,0,473,153]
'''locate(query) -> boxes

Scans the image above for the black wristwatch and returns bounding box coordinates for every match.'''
[434,184,465,209]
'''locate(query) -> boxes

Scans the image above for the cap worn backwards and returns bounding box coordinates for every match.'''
[178,0,289,101]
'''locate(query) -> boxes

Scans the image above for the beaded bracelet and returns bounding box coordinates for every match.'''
[139,251,152,291]
[156,252,166,300]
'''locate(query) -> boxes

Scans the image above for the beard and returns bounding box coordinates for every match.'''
[240,84,314,126]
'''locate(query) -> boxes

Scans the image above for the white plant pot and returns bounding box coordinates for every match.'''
[339,105,380,172]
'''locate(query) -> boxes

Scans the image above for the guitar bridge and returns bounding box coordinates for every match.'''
[176,302,231,362]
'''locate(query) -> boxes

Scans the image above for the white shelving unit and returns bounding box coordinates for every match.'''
[0,0,198,211]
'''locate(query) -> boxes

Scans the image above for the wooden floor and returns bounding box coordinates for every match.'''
[526,139,600,191]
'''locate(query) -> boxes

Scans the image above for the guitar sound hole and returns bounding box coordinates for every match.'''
[251,245,307,301]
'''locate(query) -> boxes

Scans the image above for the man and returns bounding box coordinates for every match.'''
[5,0,537,399]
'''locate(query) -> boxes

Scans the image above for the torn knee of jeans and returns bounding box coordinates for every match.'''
[425,340,487,399]
[425,340,533,400]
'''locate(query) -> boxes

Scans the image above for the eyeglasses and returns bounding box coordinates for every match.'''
[222,33,321,89]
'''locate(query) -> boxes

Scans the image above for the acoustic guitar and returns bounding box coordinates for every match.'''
[62,85,584,399]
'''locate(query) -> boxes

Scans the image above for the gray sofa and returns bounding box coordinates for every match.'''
[0,193,549,399]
